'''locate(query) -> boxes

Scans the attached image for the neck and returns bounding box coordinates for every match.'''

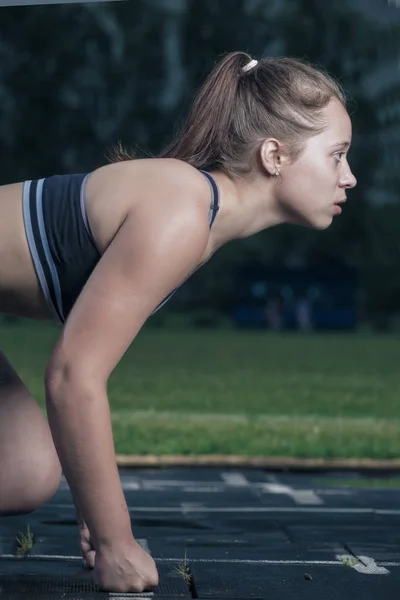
[206,170,286,255]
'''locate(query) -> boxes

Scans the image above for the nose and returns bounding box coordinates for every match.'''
[340,164,357,189]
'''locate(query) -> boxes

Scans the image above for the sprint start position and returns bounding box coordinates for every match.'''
[0,52,356,592]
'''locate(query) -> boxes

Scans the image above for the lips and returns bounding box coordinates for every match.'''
[333,198,346,215]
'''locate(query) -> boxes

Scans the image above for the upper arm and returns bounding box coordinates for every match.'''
[46,172,210,385]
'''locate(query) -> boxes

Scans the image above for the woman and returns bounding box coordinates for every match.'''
[0,51,356,592]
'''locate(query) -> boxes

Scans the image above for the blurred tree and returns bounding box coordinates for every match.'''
[0,0,398,323]
[0,1,169,180]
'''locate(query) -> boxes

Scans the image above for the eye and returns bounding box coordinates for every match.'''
[334,152,345,163]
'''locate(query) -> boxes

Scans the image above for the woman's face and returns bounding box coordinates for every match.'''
[277,98,357,230]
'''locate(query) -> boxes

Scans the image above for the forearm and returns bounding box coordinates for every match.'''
[45,379,132,550]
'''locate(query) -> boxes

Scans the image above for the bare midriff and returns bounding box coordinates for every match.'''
[0,166,135,322]
[0,182,53,321]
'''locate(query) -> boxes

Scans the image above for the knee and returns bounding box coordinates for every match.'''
[28,454,62,510]
[0,454,62,516]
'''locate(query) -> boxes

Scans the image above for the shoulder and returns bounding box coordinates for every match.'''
[95,158,211,202]
[86,158,212,253]
[131,159,211,231]
[97,159,212,249]
[132,157,207,183]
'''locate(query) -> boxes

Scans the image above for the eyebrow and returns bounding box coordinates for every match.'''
[332,140,351,150]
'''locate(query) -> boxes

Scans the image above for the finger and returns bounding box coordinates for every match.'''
[86,549,96,569]
[81,542,96,568]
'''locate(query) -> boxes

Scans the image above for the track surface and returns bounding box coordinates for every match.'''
[1,467,400,598]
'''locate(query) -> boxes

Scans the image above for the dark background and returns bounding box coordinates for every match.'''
[1,0,399,330]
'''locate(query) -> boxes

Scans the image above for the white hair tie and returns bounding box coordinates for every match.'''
[242,59,258,73]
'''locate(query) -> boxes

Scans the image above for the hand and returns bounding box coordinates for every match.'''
[94,541,159,593]
[79,519,96,569]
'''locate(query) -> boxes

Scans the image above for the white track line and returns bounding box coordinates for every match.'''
[0,539,151,562]
[40,502,400,516]
[1,555,398,567]
[261,483,323,506]
[122,481,141,490]
[148,557,400,569]
[1,554,399,572]
[221,472,250,486]
[109,595,153,599]
[47,503,391,514]
[375,509,400,515]
[181,502,206,514]
[130,506,373,513]
[46,503,400,517]
[158,558,341,565]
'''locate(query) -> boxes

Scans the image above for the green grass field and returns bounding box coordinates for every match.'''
[1,319,400,458]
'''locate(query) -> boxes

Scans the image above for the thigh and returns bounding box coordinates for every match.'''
[0,350,52,451]
[0,350,61,512]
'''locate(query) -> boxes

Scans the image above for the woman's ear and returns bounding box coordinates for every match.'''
[259,138,284,176]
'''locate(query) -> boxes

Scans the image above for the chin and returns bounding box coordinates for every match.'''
[308,214,334,230]
[293,215,333,230]
[313,219,333,231]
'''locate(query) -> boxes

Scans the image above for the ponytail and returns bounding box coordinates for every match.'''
[158,51,253,171]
